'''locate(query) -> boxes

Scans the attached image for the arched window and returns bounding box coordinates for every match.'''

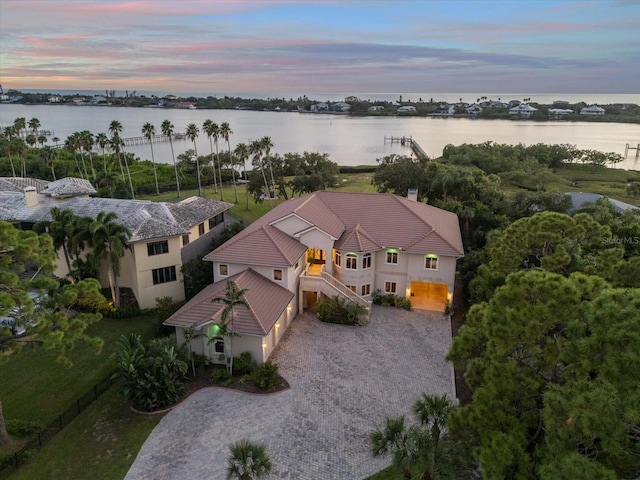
[362,253,372,269]
[346,253,358,270]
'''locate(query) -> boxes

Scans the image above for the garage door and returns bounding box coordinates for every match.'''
[410,282,449,311]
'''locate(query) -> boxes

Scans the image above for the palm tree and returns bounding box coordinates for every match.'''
[80,130,97,180]
[211,280,249,375]
[161,120,181,198]
[13,117,26,139]
[185,123,203,196]
[89,211,131,307]
[234,142,250,210]
[260,136,276,196]
[226,439,273,480]
[142,122,160,195]
[52,136,60,147]
[28,118,41,144]
[33,207,75,276]
[182,327,203,377]
[249,139,272,208]
[95,132,109,172]
[95,165,121,198]
[202,119,219,193]
[108,120,126,181]
[220,122,238,203]
[65,132,86,179]
[209,121,224,200]
[37,134,47,148]
[40,145,57,180]
[1,126,18,176]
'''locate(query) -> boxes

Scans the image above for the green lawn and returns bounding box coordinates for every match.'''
[0,314,162,431]
[7,388,164,480]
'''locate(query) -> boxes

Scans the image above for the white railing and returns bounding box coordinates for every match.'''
[300,272,371,311]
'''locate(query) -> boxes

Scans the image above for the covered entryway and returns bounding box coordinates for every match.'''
[410,282,449,311]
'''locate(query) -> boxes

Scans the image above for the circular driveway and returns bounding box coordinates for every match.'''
[125,307,456,480]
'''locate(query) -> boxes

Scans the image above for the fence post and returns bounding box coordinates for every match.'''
[14,451,18,467]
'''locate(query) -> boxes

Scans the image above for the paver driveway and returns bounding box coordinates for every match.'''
[125,307,455,480]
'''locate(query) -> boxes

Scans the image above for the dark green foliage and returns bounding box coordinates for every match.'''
[6,419,41,438]
[181,255,213,300]
[371,290,412,310]
[233,351,257,375]
[211,368,234,386]
[226,438,273,480]
[315,295,368,325]
[112,334,188,412]
[251,361,283,392]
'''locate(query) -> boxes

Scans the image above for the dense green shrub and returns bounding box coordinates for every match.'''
[211,368,233,386]
[234,351,257,375]
[112,334,188,412]
[315,295,367,325]
[6,419,41,438]
[251,361,283,392]
[371,290,412,310]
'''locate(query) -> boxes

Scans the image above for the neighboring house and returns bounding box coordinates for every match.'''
[332,102,351,112]
[509,104,538,117]
[166,191,464,365]
[548,108,573,119]
[0,177,233,309]
[91,95,107,104]
[565,192,639,214]
[368,105,385,111]
[310,102,329,112]
[48,95,62,103]
[435,104,455,115]
[466,104,482,116]
[397,105,416,113]
[580,105,605,115]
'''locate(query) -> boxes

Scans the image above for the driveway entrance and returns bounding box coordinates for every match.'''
[410,281,448,311]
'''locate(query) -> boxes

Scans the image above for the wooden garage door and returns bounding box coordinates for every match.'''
[410,282,448,311]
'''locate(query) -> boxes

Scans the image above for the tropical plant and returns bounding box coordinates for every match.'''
[220,122,238,202]
[226,439,273,480]
[249,139,272,208]
[112,334,188,412]
[80,130,97,179]
[89,211,131,306]
[260,136,276,195]
[315,295,367,325]
[202,118,219,193]
[95,132,109,171]
[162,119,181,197]
[234,142,250,209]
[210,280,250,374]
[32,207,76,275]
[182,326,203,377]
[142,122,160,195]
[40,145,57,180]
[1,125,18,176]
[250,361,282,392]
[108,120,125,179]
[185,123,203,196]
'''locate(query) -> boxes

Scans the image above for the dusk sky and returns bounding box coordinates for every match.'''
[1,0,639,96]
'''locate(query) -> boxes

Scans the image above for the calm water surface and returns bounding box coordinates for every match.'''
[1,104,639,171]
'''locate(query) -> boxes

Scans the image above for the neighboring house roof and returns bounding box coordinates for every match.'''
[40,177,97,197]
[0,178,233,242]
[206,191,464,266]
[0,177,49,193]
[509,104,538,114]
[164,268,294,336]
[580,105,605,114]
[565,192,639,214]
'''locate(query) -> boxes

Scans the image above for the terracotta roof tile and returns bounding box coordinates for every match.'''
[163,269,293,336]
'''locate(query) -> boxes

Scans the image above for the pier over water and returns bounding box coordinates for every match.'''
[384,136,429,161]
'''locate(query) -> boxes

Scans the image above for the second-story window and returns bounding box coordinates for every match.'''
[335,251,342,267]
[273,269,283,281]
[346,253,357,270]
[147,240,168,256]
[198,223,205,236]
[219,264,229,276]
[386,250,399,264]
[362,253,372,269]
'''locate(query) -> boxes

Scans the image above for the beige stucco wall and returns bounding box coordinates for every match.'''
[271,214,312,237]
[406,254,457,292]
[298,229,335,274]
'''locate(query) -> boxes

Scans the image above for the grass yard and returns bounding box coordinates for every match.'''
[0,314,162,437]
[7,388,164,480]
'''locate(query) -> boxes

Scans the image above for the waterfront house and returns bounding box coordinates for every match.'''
[465,104,482,116]
[310,102,329,112]
[368,105,385,111]
[0,177,233,309]
[548,108,573,119]
[580,105,605,115]
[397,105,416,113]
[436,104,455,115]
[509,104,538,117]
[166,190,464,365]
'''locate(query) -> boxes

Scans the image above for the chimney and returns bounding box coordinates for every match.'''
[407,188,418,202]
[24,186,38,208]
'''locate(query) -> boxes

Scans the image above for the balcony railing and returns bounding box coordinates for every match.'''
[300,271,371,312]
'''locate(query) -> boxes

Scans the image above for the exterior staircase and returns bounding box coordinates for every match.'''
[299,270,372,316]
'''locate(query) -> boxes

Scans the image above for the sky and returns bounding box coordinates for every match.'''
[1,0,639,96]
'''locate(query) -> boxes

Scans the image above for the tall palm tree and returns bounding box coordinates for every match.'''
[211,280,249,375]
[202,119,218,193]
[33,207,75,276]
[2,126,17,176]
[52,136,60,147]
[37,134,47,148]
[89,211,131,307]
[108,120,126,181]
[28,117,41,137]
[95,165,121,198]
[260,136,276,196]
[220,122,238,203]
[66,132,86,179]
[249,139,272,209]
[182,327,203,377]
[211,121,224,200]
[185,123,203,196]
[161,120,181,198]
[80,130,97,180]
[226,439,273,480]
[234,142,250,210]
[40,145,57,180]
[95,132,109,172]
[142,122,160,195]
[13,117,26,139]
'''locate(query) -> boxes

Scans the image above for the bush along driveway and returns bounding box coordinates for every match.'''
[125,307,455,480]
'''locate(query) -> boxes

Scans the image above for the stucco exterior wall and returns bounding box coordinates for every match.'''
[298,229,335,274]
[271,215,312,237]
[406,254,457,292]
[180,215,227,263]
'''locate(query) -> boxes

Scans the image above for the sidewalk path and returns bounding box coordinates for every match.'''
[125,307,455,480]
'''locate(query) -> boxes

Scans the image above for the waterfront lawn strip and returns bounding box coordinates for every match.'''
[7,388,163,480]
[0,315,162,429]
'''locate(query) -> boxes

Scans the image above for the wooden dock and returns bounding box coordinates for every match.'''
[121,133,185,147]
[624,143,640,158]
[384,136,429,161]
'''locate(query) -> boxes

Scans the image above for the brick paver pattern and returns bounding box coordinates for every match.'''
[125,306,455,480]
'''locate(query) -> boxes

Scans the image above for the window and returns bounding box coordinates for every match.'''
[361,284,371,296]
[385,281,397,294]
[152,266,177,285]
[386,250,399,264]
[347,285,357,293]
[182,234,190,246]
[213,339,224,354]
[273,269,283,281]
[424,255,439,270]
[198,223,205,236]
[362,253,372,269]
[346,253,357,270]
[219,264,229,276]
[147,240,169,256]
[335,251,342,267]
[295,261,299,270]
[208,213,224,229]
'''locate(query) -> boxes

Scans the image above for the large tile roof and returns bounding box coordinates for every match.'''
[163,268,294,336]
[0,178,233,243]
[206,191,463,266]
[0,177,49,193]
[40,177,97,196]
